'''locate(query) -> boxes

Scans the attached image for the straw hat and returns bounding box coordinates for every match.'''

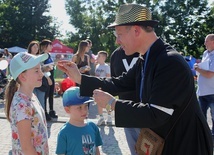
[108,4,159,28]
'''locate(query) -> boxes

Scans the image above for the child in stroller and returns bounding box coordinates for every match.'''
[0,53,9,100]
[0,69,8,99]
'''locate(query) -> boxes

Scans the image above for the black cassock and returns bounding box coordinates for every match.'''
[80,38,213,155]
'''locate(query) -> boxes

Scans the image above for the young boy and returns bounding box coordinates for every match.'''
[95,51,111,125]
[56,87,103,155]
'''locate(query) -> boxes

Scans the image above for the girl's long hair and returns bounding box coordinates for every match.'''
[40,39,52,54]
[76,40,88,65]
[4,79,19,122]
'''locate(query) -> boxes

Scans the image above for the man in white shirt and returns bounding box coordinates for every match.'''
[194,34,214,135]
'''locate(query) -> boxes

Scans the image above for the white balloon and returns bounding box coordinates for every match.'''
[0,60,8,70]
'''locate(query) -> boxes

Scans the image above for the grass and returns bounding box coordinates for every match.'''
[54,67,65,82]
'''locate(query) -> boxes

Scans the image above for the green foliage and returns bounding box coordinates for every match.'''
[0,0,60,48]
[65,0,119,55]
[65,0,160,56]
[0,0,213,59]
[65,0,213,59]
[158,0,213,58]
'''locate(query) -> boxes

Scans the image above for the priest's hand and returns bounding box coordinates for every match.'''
[57,60,82,84]
[93,89,116,111]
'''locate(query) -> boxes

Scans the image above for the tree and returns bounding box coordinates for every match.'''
[65,0,121,55]
[65,0,213,59]
[152,0,213,58]
[0,0,60,48]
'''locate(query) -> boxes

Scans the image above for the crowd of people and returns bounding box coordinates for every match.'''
[0,3,213,155]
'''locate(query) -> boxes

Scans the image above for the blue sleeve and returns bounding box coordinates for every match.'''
[90,122,103,147]
[55,130,67,154]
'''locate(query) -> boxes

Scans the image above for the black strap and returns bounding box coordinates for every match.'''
[165,90,194,139]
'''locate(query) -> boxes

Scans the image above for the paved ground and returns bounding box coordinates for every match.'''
[0,96,213,155]
[0,97,131,155]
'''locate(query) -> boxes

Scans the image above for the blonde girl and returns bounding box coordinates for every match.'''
[4,52,49,154]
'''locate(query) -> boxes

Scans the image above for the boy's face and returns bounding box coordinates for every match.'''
[64,103,89,121]
[96,54,106,64]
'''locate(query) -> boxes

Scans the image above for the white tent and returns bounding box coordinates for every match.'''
[7,46,27,53]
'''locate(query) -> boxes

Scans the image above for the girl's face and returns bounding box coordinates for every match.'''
[4,50,8,54]
[31,44,39,55]
[45,44,53,53]
[65,103,88,122]
[20,64,43,88]
[84,44,90,52]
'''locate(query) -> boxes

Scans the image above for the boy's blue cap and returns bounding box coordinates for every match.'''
[63,87,93,107]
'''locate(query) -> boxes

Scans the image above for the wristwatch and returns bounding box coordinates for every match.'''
[106,98,116,112]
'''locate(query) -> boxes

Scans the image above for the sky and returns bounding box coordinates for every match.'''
[49,0,213,37]
[49,0,76,37]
